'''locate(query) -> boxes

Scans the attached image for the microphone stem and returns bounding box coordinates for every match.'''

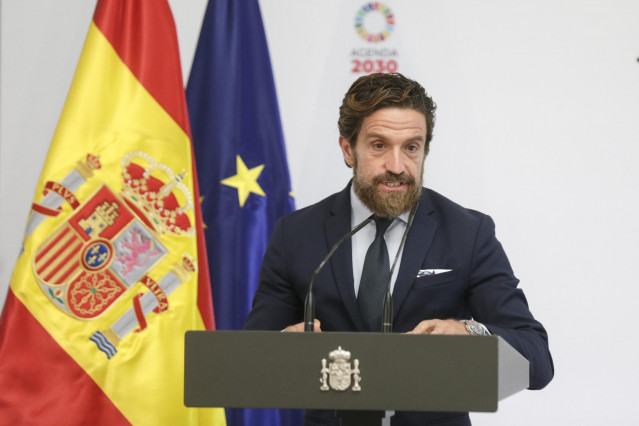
[381,200,419,333]
[304,214,375,332]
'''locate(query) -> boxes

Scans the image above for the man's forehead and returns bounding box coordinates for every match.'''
[360,108,427,135]
[363,107,426,122]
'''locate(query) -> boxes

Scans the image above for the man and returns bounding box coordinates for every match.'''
[244,73,553,425]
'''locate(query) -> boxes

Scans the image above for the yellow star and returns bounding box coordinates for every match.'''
[221,155,266,207]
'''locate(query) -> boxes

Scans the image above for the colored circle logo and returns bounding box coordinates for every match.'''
[81,239,113,271]
[355,3,395,43]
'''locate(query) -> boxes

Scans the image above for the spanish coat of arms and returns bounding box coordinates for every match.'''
[320,346,362,392]
[28,151,196,359]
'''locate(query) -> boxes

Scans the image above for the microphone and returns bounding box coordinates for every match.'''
[304,214,375,331]
[381,200,419,333]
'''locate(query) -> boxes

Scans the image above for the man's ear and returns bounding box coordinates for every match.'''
[339,136,355,168]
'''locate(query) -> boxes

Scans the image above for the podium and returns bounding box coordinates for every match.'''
[184,331,529,424]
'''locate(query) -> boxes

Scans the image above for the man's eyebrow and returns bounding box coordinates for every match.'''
[404,136,426,144]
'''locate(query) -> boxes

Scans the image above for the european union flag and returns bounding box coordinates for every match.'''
[186,1,300,425]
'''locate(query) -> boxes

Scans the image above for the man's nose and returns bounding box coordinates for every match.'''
[385,149,405,175]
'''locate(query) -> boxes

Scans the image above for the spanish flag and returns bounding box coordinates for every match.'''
[0,1,225,424]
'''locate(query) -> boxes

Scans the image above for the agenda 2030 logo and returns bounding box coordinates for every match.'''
[351,2,399,74]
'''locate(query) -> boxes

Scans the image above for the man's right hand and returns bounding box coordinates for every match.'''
[284,319,322,332]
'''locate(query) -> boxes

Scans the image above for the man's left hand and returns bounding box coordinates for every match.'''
[406,319,469,335]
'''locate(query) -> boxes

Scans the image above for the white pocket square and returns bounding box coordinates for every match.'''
[417,269,452,277]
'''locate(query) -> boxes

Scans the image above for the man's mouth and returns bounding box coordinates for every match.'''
[371,172,415,193]
[379,180,409,191]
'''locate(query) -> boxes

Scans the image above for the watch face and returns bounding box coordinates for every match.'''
[465,320,483,335]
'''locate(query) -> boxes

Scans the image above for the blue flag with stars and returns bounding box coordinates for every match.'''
[186,1,300,425]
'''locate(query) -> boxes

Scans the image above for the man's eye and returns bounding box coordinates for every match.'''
[373,143,384,149]
[407,145,418,152]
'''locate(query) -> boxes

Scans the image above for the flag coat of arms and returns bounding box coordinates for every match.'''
[0,1,225,425]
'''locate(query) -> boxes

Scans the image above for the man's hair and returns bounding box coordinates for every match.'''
[338,73,436,153]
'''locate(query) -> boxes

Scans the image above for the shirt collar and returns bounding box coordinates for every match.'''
[350,185,410,225]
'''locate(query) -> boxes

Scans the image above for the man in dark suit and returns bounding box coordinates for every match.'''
[244,73,553,425]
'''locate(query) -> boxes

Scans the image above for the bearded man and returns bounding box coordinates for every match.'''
[244,73,553,426]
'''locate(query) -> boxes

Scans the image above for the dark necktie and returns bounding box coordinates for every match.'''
[357,216,393,331]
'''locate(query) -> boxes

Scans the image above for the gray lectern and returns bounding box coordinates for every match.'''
[184,331,529,425]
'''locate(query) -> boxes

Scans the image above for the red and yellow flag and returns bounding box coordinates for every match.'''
[0,1,225,424]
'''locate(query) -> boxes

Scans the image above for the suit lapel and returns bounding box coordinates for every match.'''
[392,190,437,319]
[325,184,367,331]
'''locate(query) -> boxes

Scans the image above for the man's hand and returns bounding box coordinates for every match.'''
[284,319,322,332]
[406,319,469,335]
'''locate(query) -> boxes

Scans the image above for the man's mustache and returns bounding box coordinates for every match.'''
[372,172,415,185]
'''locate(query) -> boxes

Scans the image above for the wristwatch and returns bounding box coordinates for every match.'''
[460,319,489,335]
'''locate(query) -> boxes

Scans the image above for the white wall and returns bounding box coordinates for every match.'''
[2,1,638,424]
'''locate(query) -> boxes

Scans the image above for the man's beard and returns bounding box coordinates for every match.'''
[352,158,423,219]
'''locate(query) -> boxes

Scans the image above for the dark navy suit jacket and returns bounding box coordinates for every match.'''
[244,184,554,425]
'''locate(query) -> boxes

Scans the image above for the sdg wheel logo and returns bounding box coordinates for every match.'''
[354,3,395,43]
